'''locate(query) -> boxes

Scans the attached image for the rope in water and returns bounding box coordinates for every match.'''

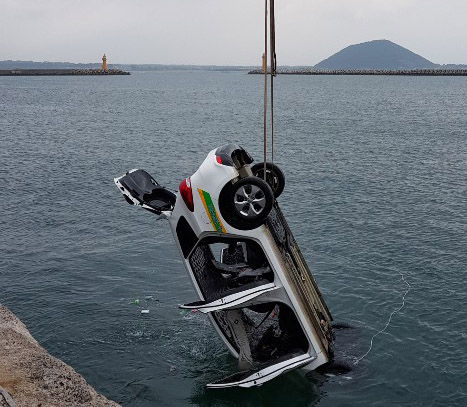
[353,265,411,365]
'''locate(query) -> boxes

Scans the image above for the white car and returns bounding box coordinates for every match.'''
[114,144,333,388]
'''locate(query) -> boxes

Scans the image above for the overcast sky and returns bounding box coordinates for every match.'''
[1,0,466,65]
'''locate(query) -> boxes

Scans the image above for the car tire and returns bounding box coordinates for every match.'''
[219,177,274,230]
[250,162,285,198]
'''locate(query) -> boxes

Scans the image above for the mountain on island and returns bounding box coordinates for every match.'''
[314,40,438,70]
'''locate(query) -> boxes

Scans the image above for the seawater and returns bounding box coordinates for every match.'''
[1,71,466,407]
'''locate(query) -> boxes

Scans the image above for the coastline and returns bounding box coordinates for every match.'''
[0,304,120,407]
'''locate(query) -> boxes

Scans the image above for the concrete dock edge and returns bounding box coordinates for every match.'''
[0,304,121,407]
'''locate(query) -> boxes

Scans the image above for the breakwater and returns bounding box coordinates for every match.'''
[0,69,130,76]
[0,304,120,407]
[249,69,467,76]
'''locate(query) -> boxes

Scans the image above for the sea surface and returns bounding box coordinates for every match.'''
[1,70,466,407]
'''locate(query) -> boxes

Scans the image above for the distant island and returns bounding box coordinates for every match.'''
[248,40,467,76]
[313,40,467,70]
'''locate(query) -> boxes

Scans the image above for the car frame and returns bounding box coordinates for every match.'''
[114,143,333,388]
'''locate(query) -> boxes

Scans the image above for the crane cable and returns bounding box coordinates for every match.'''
[270,0,277,164]
[263,0,268,178]
[263,0,277,180]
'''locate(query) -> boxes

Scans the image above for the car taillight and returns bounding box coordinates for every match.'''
[216,155,223,164]
[179,177,194,212]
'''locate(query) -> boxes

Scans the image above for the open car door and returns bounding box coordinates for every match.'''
[207,351,314,388]
[179,281,279,313]
[114,169,176,215]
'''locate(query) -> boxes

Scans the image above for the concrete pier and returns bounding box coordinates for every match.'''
[0,304,120,407]
[249,69,467,76]
[0,69,130,76]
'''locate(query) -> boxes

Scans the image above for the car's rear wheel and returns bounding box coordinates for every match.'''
[251,162,285,198]
[219,177,274,230]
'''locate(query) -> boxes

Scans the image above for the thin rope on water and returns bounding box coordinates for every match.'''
[353,265,411,365]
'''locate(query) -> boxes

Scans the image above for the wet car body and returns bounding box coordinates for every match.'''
[114,144,333,388]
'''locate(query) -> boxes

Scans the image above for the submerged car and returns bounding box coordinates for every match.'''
[114,144,333,388]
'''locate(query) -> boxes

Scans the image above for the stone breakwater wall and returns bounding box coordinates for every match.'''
[248,69,467,76]
[0,69,130,76]
[0,304,121,407]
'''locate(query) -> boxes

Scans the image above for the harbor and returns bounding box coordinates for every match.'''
[2,0,467,402]
[2,67,467,407]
